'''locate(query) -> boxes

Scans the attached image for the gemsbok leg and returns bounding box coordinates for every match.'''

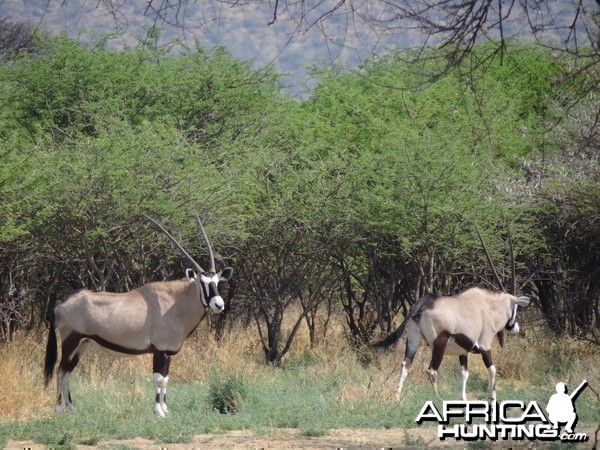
[396,320,422,399]
[482,351,496,401]
[426,331,450,399]
[56,334,90,413]
[459,355,469,401]
[153,351,171,417]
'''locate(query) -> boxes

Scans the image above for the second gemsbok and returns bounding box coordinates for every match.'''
[44,215,233,417]
[373,287,530,401]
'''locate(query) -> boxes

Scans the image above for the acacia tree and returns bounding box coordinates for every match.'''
[226,130,337,364]
[289,44,564,345]
[237,221,332,365]
[523,89,600,340]
[0,32,283,340]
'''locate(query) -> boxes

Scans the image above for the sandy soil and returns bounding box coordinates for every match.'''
[6,427,599,449]
[6,428,442,449]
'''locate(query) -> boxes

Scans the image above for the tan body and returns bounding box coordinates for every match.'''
[56,280,206,355]
[418,288,520,355]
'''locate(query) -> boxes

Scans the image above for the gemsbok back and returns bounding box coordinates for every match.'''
[44,215,233,417]
[373,287,530,401]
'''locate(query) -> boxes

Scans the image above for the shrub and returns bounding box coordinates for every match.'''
[207,371,247,414]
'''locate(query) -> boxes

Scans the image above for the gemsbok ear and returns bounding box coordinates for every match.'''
[185,268,197,282]
[219,267,233,282]
[514,296,531,307]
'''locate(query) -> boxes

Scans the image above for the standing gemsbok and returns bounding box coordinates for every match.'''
[373,287,530,401]
[44,215,233,417]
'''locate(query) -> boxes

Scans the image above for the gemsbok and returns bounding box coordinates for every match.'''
[373,287,530,401]
[44,215,233,417]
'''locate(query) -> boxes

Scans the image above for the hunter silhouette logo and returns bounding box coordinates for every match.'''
[416,379,590,442]
[546,380,587,434]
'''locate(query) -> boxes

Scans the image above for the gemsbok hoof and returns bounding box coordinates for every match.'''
[154,405,168,418]
[54,404,75,414]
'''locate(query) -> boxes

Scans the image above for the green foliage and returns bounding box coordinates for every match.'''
[0,30,596,343]
[294,44,563,304]
[0,33,283,294]
[299,427,329,437]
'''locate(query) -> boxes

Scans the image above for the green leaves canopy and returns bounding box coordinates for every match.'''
[1,32,596,338]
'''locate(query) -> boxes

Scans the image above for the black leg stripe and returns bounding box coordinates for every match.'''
[430,331,449,371]
[153,351,171,377]
[64,332,153,356]
[482,350,494,368]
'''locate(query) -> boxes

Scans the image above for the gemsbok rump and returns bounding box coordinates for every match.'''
[44,215,233,417]
[373,287,530,401]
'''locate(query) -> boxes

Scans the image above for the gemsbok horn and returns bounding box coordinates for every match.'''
[373,227,530,401]
[44,215,233,417]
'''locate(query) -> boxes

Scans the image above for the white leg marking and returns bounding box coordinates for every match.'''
[153,373,169,417]
[426,369,441,399]
[461,366,469,401]
[55,368,64,413]
[396,361,410,399]
[64,372,75,413]
[488,365,496,402]
[57,369,75,413]
[160,375,169,415]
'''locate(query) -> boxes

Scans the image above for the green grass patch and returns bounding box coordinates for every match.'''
[0,361,421,446]
[299,426,330,437]
[1,347,598,447]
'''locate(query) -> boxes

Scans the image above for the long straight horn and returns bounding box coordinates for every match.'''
[195,214,216,273]
[507,225,517,296]
[145,215,204,274]
[475,223,505,292]
[475,223,509,348]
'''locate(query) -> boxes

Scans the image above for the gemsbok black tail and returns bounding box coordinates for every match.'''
[371,294,436,348]
[371,315,411,348]
[44,311,58,387]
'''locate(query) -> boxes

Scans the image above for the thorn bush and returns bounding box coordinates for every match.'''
[207,371,247,414]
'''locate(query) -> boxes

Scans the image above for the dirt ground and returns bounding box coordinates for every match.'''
[6,427,599,449]
[6,428,444,450]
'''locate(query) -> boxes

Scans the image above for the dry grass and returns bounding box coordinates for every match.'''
[0,331,52,421]
[1,312,598,423]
